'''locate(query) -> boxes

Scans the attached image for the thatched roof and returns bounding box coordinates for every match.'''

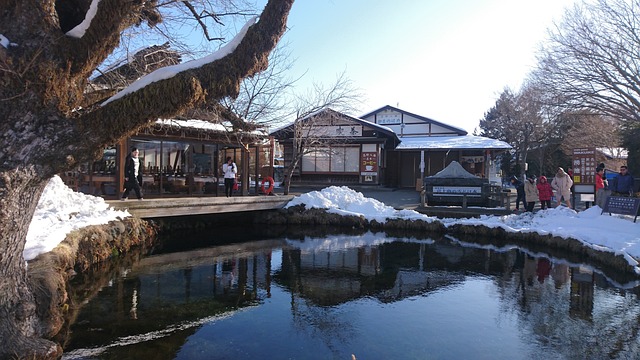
[91,42,181,89]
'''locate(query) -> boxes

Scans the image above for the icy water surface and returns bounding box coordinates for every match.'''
[61,230,640,360]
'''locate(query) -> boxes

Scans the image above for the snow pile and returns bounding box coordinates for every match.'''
[286,186,640,270]
[24,176,130,261]
[285,186,435,223]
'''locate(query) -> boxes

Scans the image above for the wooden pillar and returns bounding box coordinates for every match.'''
[242,145,250,196]
[213,146,219,197]
[254,145,260,194]
[117,139,127,199]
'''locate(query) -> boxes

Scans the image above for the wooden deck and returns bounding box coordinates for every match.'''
[107,195,295,218]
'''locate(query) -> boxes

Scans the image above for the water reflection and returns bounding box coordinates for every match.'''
[61,232,640,359]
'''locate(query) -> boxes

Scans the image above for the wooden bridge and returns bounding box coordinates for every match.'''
[107,195,295,218]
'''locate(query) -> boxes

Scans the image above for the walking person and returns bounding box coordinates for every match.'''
[536,175,553,210]
[551,167,573,208]
[510,175,526,212]
[222,156,237,197]
[524,176,539,212]
[610,165,635,197]
[121,147,143,200]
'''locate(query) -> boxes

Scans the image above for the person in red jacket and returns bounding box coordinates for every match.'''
[536,175,553,210]
[595,167,607,208]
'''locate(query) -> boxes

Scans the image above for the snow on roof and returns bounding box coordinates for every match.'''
[598,147,628,159]
[429,161,477,178]
[396,135,512,150]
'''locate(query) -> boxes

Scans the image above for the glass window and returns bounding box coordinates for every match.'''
[301,149,316,172]
[131,140,161,175]
[345,147,360,172]
[331,147,345,172]
[302,146,360,173]
[192,144,215,176]
[316,149,330,172]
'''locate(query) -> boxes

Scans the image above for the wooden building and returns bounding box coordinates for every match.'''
[271,106,511,188]
[269,108,400,185]
[62,118,276,199]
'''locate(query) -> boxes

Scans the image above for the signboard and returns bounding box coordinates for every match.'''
[377,112,402,125]
[360,152,378,174]
[432,186,482,197]
[572,147,596,185]
[301,124,362,137]
[461,156,485,164]
[602,196,640,222]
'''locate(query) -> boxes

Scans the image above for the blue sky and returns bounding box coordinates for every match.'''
[273,0,577,132]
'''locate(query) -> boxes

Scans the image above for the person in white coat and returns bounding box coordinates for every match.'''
[551,167,573,208]
[222,157,237,197]
[524,176,539,212]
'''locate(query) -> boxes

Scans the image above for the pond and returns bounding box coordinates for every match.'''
[60,229,640,360]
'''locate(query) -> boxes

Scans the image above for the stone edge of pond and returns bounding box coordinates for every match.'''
[255,206,639,278]
[26,217,157,343]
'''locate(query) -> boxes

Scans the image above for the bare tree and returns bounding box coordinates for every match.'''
[559,111,622,155]
[0,0,294,358]
[534,0,640,123]
[222,40,301,126]
[275,71,363,195]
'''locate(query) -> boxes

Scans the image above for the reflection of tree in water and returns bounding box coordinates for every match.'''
[290,298,357,357]
[285,251,357,358]
[494,251,640,359]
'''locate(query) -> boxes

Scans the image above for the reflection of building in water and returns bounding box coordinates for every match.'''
[279,241,498,306]
[570,266,594,320]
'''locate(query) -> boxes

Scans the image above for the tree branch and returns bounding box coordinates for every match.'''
[181,1,224,41]
[57,0,160,79]
[74,0,293,151]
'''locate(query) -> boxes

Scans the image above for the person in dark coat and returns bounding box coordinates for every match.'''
[121,147,143,200]
[610,165,635,196]
[510,175,526,212]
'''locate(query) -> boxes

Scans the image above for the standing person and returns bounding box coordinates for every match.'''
[536,175,553,210]
[551,167,573,208]
[510,175,526,212]
[524,176,539,212]
[595,167,607,208]
[222,156,237,197]
[610,165,635,197]
[121,147,143,200]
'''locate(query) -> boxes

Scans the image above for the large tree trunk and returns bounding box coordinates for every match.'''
[0,172,61,359]
[0,0,294,357]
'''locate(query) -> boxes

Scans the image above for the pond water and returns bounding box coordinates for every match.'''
[60,229,640,360]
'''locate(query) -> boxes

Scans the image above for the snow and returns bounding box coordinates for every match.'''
[66,0,101,38]
[101,16,257,106]
[285,186,640,272]
[1,34,16,48]
[25,182,640,276]
[24,176,130,261]
[395,135,512,150]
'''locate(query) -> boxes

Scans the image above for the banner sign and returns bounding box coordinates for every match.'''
[572,147,596,184]
[360,152,378,173]
[602,196,640,222]
[432,186,482,197]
